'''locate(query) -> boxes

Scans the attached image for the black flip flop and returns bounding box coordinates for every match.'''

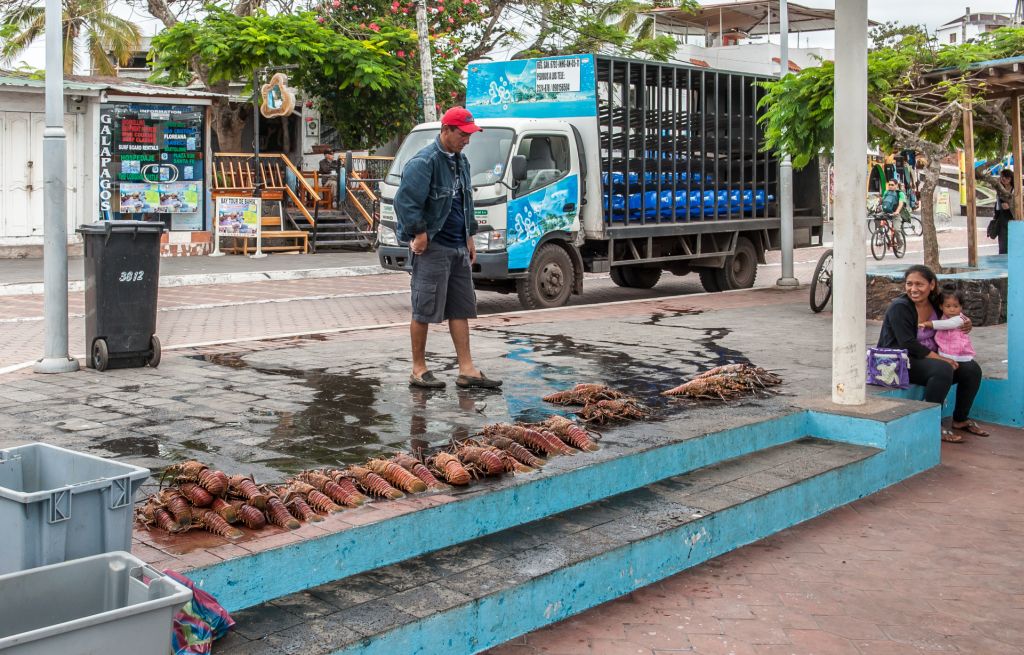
[409,371,445,389]
[456,372,503,389]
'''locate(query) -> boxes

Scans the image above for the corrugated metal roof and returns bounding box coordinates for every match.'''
[0,70,227,98]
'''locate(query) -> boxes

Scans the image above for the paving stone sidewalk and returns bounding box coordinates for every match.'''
[485,422,1024,655]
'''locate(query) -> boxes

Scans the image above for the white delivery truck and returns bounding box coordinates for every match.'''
[376,54,823,309]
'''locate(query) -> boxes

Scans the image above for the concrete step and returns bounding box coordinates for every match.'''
[221,437,879,655]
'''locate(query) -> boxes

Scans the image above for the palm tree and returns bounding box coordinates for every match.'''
[0,0,143,75]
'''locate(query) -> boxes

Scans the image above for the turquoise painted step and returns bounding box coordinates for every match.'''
[220,437,888,655]
[192,401,939,613]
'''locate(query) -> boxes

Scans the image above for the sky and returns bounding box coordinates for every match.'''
[10,0,1020,70]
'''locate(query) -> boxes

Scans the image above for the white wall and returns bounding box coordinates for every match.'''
[670,43,835,77]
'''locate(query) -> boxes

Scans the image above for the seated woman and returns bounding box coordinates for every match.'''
[877,264,988,442]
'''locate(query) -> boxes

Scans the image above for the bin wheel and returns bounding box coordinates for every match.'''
[92,339,109,372]
[147,335,161,368]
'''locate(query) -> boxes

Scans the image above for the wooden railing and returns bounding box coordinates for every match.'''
[212,153,320,227]
[344,155,393,232]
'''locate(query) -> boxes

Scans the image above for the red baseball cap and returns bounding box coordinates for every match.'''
[441,106,482,133]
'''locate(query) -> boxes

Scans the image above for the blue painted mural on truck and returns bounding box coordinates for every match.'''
[467,55,597,119]
[507,175,579,270]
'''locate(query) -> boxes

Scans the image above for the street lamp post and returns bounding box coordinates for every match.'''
[831,0,868,405]
[776,0,798,288]
[34,0,79,374]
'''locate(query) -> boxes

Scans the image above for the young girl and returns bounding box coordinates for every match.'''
[919,287,976,365]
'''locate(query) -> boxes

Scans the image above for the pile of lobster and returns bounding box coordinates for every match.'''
[137,415,603,540]
[661,363,783,401]
[543,383,650,425]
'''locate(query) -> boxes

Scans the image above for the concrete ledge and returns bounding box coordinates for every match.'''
[187,401,939,613]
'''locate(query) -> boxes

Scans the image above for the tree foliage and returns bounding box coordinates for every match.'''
[758,26,1024,270]
[150,6,420,149]
[0,0,143,75]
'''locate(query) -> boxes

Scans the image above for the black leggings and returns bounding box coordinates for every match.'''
[993,209,1011,255]
[908,357,983,422]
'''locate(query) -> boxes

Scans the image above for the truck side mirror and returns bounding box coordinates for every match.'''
[511,155,528,183]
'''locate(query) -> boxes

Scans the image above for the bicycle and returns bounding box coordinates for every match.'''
[809,248,833,313]
[866,210,922,238]
[870,212,907,260]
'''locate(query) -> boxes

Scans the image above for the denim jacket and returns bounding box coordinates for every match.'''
[394,137,478,242]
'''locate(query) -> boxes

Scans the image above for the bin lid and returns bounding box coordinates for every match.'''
[76,220,166,235]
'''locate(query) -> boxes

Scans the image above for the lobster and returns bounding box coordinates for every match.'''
[694,362,750,379]
[229,500,268,529]
[157,488,193,527]
[480,435,546,468]
[453,445,505,476]
[138,500,183,534]
[210,497,239,524]
[482,423,575,456]
[346,466,405,499]
[194,509,244,540]
[391,453,446,490]
[576,399,650,425]
[299,471,367,507]
[265,496,301,530]
[286,495,324,523]
[543,383,629,406]
[177,482,214,508]
[229,475,268,509]
[285,481,343,513]
[429,452,470,485]
[165,460,228,496]
[367,458,427,493]
[537,415,600,452]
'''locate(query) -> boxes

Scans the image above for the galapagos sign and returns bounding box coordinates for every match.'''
[98,102,207,230]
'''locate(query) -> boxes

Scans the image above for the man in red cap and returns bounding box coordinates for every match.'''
[393,107,502,390]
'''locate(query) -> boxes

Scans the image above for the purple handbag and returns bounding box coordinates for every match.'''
[866,347,910,388]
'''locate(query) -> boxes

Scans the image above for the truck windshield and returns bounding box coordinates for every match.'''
[385,128,515,187]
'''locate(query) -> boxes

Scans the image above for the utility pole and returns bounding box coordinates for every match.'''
[832,0,868,405]
[35,0,79,374]
[776,0,798,288]
[416,0,438,123]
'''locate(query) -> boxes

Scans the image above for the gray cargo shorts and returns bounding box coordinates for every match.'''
[410,244,477,324]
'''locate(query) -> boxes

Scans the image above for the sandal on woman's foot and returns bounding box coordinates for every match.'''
[953,420,989,437]
[941,430,965,443]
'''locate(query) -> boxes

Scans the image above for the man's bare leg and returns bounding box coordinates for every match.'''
[411,320,430,377]
[449,318,482,377]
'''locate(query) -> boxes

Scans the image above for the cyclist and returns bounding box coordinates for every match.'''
[876,179,909,228]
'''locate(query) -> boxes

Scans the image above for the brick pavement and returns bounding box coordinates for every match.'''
[484,423,1023,655]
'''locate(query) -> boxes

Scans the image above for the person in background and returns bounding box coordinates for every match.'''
[318,149,338,204]
[978,167,1014,255]
[877,265,986,443]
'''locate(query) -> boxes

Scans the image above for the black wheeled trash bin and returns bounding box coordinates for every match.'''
[77,220,164,371]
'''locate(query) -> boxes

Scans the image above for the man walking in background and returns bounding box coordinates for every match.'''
[394,107,502,390]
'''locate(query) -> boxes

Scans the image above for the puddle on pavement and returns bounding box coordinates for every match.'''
[175,310,755,474]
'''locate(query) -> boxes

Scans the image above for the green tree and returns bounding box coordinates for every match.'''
[149,7,418,150]
[758,27,1023,271]
[0,0,143,75]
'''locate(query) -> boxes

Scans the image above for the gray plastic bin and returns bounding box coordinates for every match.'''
[0,551,191,655]
[0,443,150,574]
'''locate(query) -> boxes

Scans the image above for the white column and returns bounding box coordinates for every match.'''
[35,0,79,374]
[831,0,868,404]
[776,0,797,287]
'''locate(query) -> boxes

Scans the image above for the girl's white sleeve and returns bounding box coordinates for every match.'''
[930,316,965,330]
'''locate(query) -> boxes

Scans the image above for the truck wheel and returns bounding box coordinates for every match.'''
[622,266,662,289]
[609,267,630,288]
[698,268,721,292]
[517,244,574,309]
[714,236,759,290]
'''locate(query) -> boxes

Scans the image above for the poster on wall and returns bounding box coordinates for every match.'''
[98,102,206,230]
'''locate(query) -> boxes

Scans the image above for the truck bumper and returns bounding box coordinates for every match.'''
[377,246,511,279]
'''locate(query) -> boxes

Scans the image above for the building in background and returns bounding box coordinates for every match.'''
[936,10,1012,45]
